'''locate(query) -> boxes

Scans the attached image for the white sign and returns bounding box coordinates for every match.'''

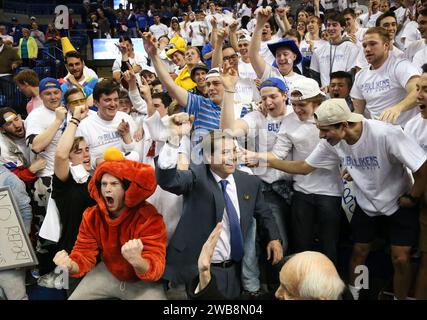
[0,187,38,271]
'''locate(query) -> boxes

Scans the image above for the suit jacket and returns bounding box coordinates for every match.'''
[156,163,281,286]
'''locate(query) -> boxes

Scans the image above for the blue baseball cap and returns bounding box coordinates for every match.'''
[39,77,61,93]
[259,77,289,93]
[267,38,302,65]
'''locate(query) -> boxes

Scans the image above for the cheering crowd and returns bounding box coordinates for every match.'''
[0,0,427,300]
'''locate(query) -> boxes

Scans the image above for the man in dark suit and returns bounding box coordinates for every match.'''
[156,113,283,299]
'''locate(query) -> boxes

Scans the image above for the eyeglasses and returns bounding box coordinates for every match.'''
[68,98,86,107]
[223,53,238,61]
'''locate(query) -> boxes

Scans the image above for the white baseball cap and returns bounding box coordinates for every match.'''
[291,78,325,101]
[237,34,252,43]
[205,67,221,80]
[314,99,364,126]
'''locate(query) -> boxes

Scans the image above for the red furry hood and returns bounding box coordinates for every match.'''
[88,160,157,220]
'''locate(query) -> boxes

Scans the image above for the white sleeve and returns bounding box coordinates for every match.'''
[158,142,179,169]
[305,140,341,169]
[387,127,427,173]
[121,115,138,153]
[359,13,369,28]
[350,71,364,100]
[310,50,320,73]
[144,111,169,142]
[412,50,426,71]
[25,114,45,138]
[112,58,121,73]
[128,88,148,115]
[178,135,191,157]
[242,110,263,130]
[272,124,293,159]
[394,59,421,89]
[348,44,361,70]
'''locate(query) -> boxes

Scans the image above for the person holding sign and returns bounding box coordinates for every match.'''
[0,166,33,299]
[53,147,167,300]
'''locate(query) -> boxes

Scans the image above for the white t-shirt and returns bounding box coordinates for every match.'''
[190,21,208,47]
[260,35,280,67]
[413,47,427,72]
[404,39,427,62]
[306,119,427,216]
[351,54,420,127]
[179,21,191,44]
[272,113,343,196]
[247,18,257,34]
[358,11,383,28]
[393,6,407,25]
[149,23,169,40]
[205,13,225,34]
[238,3,252,17]
[242,109,292,183]
[112,51,149,74]
[321,0,340,11]
[343,27,367,46]
[310,40,360,87]
[405,113,427,154]
[235,60,260,103]
[401,21,421,49]
[261,63,308,93]
[76,111,138,165]
[25,105,64,177]
[300,39,328,59]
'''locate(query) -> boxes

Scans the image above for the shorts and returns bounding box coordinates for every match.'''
[351,201,419,247]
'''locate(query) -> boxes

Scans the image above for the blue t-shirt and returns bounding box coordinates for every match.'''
[201,42,213,69]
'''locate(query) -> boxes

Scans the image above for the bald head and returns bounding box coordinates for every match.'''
[276,251,345,300]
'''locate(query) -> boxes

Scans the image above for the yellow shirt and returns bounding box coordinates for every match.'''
[174,66,196,90]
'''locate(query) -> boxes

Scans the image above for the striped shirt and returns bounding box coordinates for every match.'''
[186,93,221,162]
[186,92,221,133]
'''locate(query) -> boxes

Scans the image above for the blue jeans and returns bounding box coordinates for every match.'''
[241,218,260,292]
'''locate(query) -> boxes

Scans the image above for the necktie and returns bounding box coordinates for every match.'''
[146,140,156,157]
[219,180,244,261]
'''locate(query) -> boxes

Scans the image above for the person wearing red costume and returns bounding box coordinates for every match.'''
[53,147,167,300]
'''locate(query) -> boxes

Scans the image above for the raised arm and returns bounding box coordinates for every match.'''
[379,75,420,124]
[140,31,188,107]
[249,7,273,79]
[220,64,249,136]
[31,106,67,153]
[267,158,316,175]
[229,20,239,52]
[211,27,228,69]
[54,105,89,182]
[156,113,196,195]
[314,0,321,18]
[274,7,292,35]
